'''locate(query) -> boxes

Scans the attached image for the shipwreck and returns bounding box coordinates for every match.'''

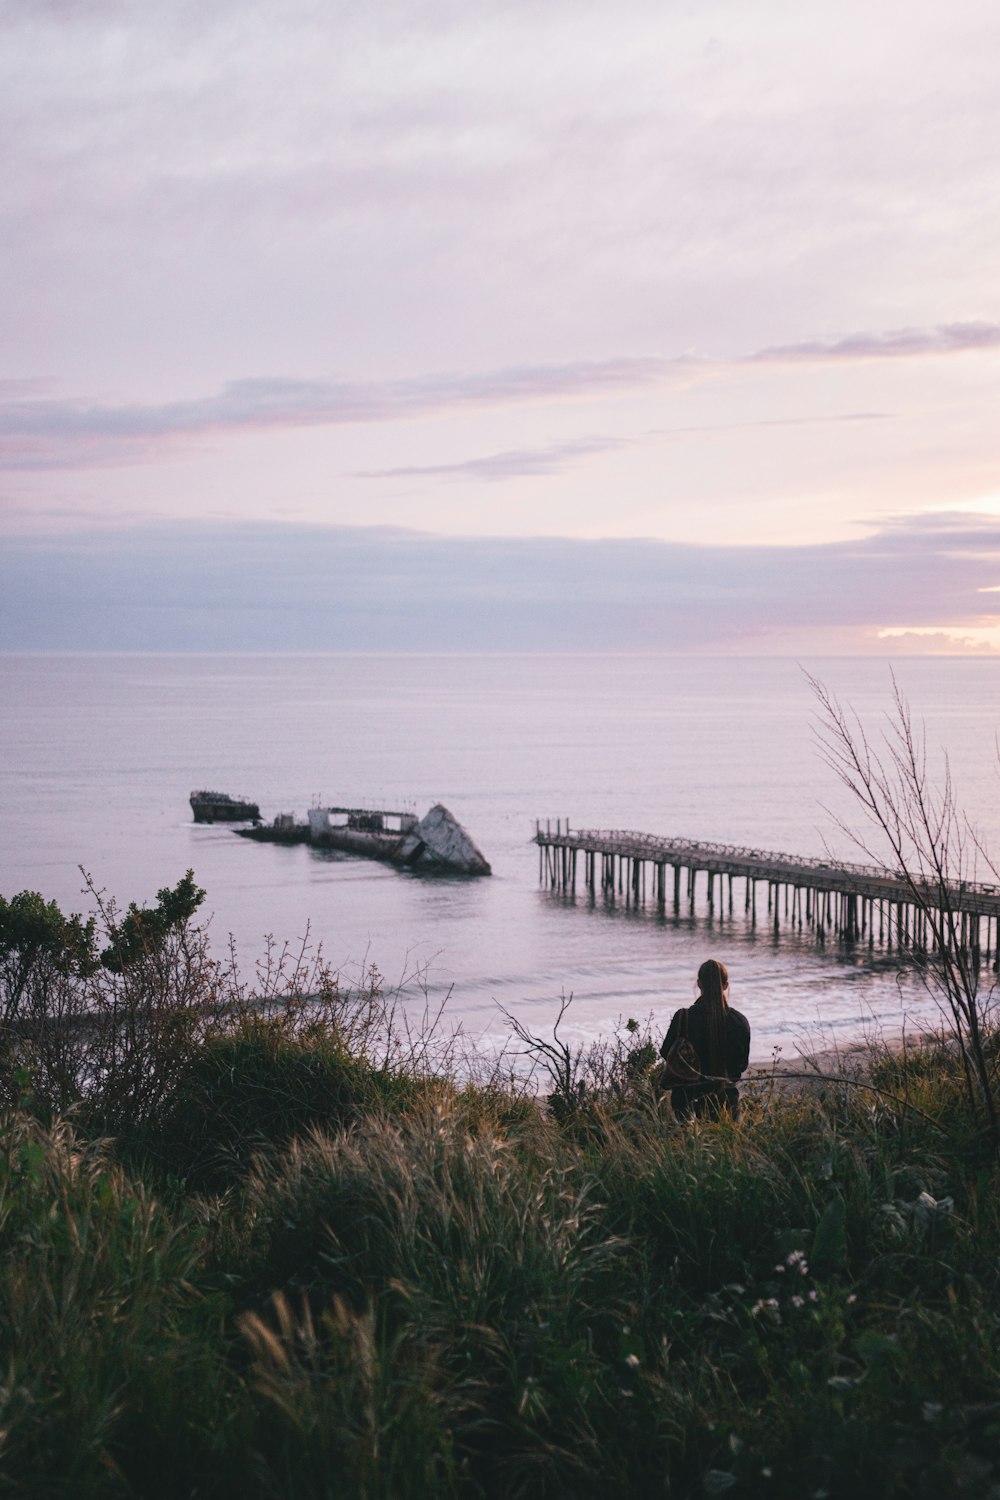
[236,802,491,876]
[190,790,261,824]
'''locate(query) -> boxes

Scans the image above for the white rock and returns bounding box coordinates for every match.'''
[399,803,491,875]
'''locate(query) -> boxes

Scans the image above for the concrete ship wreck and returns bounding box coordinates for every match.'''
[236,802,491,876]
[190,790,261,824]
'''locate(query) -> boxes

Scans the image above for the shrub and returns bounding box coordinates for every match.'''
[0,872,221,1131]
[152,1018,426,1186]
[0,1114,237,1495]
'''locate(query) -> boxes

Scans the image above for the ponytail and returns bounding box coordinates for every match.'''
[697,959,729,1078]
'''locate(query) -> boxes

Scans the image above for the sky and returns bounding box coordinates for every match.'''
[3,0,1000,653]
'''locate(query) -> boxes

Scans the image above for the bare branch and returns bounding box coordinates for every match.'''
[809,671,999,1153]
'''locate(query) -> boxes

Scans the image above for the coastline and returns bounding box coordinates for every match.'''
[745,1025,948,1098]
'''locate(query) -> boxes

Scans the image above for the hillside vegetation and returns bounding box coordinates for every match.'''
[0,874,999,1498]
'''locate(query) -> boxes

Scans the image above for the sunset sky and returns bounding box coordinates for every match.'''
[3,0,1000,653]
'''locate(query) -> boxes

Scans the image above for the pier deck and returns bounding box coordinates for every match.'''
[534,822,1000,962]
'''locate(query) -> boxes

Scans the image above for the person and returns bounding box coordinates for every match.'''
[660,958,750,1121]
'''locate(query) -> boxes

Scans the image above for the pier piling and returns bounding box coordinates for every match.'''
[533,824,1000,962]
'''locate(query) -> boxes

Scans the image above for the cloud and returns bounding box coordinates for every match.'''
[352,412,889,485]
[749,321,1000,364]
[2,509,998,653]
[352,436,630,483]
[651,413,892,432]
[5,0,1000,465]
[0,317,989,474]
[876,629,998,654]
[0,360,681,471]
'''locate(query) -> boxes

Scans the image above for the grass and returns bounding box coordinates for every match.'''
[1,883,998,1494]
[146,1017,428,1189]
[0,1024,998,1498]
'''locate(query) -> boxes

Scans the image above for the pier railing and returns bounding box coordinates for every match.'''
[534,821,1000,959]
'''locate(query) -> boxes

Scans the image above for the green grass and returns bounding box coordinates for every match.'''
[0,1018,998,1497]
[145,1016,428,1188]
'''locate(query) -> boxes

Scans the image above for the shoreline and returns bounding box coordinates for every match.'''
[743,1025,954,1098]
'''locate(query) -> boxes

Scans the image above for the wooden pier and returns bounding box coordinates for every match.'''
[535,821,1000,964]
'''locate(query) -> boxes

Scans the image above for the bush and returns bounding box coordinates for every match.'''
[152,1018,426,1187]
[1,1034,999,1497]
[0,1115,238,1496]
[0,873,221,1132]
[3,867,999,1494]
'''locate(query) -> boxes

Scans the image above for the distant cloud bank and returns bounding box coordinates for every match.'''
[2,511,997,654]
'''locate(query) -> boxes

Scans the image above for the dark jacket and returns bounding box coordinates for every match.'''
[660,999,751,1119]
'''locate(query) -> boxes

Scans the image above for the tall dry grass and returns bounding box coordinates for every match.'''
[1,863,999,1493]
[0,1028,997,1496]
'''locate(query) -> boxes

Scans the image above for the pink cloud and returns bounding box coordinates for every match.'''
[0,319,992,473]
[750,321,1000,364]
[0,359,683,471]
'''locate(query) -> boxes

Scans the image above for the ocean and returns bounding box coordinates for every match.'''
[3,652,999,1065]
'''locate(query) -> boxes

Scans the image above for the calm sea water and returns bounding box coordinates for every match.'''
[3,653,999,1064]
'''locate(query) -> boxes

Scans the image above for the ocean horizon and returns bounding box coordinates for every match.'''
[4,650,999,1065]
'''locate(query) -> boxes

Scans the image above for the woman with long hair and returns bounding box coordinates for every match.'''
[660,958,751,1120]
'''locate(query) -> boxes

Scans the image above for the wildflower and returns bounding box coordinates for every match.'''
[808,1291,818,1303]
[846,1294,857,1305]
[790,1295,804,1309]
[624,1353,640,1369]
[703,1470,737,1494]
